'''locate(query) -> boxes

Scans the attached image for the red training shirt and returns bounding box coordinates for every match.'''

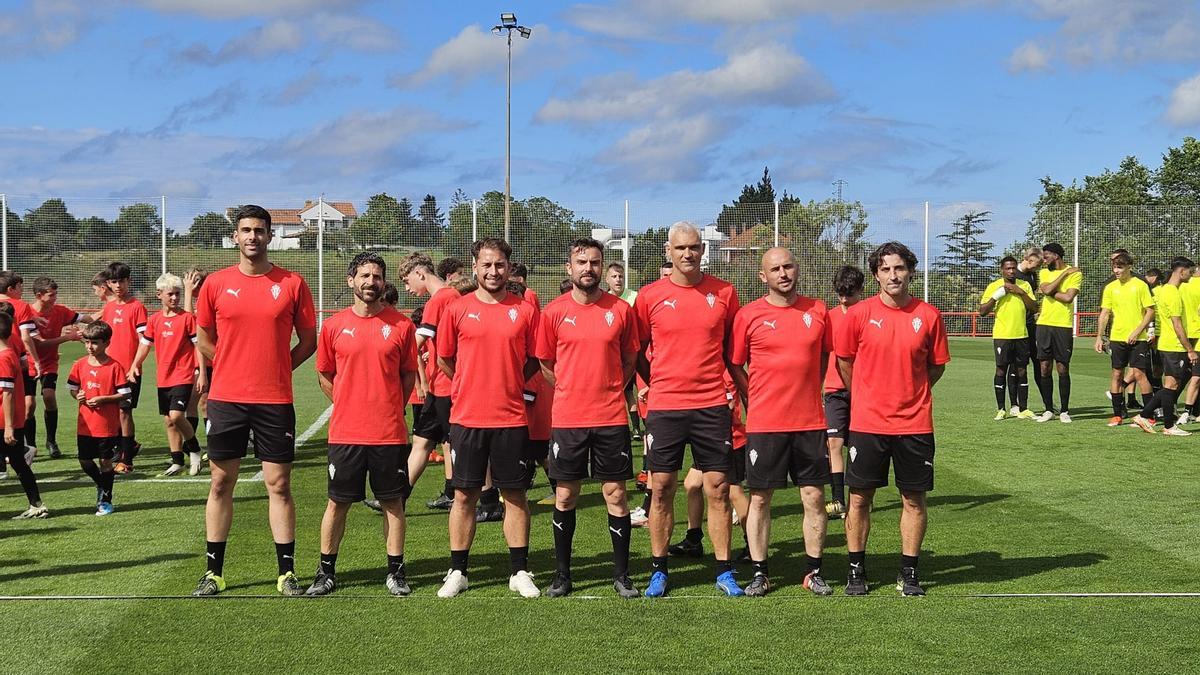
[635,274,739,411]
[67,356,129,437]
[824,304,852,393]
[535,292,639,428]
[438,292,538,428]
[416,287,460,398]
[197,265,316,405]
[526,371,553,441]
[834,295,951,435]
[0,348,26,429]
[34,304,81,375]
[316,306,418,445]
[724,371,746,450]
[141,310,198,387]
[100,297,148,370]
[4,297,38,376]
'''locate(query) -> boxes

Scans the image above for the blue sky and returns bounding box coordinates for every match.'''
[2,0,1199,246]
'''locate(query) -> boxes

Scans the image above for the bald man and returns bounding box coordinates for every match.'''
[633,221,742,598]
[728,248,834,596]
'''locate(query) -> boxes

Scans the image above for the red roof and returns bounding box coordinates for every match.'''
[724,223,789,249]
[267,208,303,226]
[302,200,358,218]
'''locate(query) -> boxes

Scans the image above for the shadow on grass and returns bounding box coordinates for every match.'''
[873,493,1012,513]
[922,549,1109,588]
[0,526,76,540]
[0,552,191,584]
[50,494,266,518]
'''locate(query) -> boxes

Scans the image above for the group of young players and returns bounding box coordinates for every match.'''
[1,204,952,599]
[981,243,1200,435]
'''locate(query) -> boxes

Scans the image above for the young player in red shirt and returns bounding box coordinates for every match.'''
[308,253,419,597]
[0,272,44,462]
[398,253,460,507]
[435,238,541,599]
[29,277,88,460]
[67,321,132,516]
[729,247,834,597]
[99,262,148,473]
[128,273,206,477]
[193,205,318,597]
[634,221,742,598]
[835,242,951,597]
[823,265,865,518]
[0,307,46,519]
[535,238,641,598]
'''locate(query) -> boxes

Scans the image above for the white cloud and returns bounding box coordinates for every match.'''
[538,43,835,124]
[393,23,576,88]
[1020,0,1200,66]
[265,70,360,106]
[132,0,361,19]
[1165,73,1200,127]
[1007,40,1051,73]
[597,114,730,183]
[174,13,398,65]
[0,0,98,53]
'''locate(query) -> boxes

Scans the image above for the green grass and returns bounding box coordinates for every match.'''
[2,338,1199,673]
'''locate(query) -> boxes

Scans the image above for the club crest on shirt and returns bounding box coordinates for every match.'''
[270,284,282,300]
[508,308,518,323]
[706,293,715,308]
[803,312,812,328]
[381,325,392,339]
[912,317,923,332]
[604,310,614,327]
[749,448,758,466]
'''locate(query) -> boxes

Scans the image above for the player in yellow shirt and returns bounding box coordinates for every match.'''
[1131,257,1195,435]
[1094,252,1155,426]
[1034,243,1082,423]
[979,256,1037,420]
[1177,268,1200,424]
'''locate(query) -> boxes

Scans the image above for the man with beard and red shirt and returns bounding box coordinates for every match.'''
[436,238,540,599]
[99,262,148,474]
[729,247,833,597]
[192,205,317,597]
[307,252,418,597]
[836,242,950,597]
[635,221,742,598]
[535,238,640,599]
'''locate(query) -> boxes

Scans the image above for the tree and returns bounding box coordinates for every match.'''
[936,211,994,276]
[628,226,669,285]
[114,203,161,249]
[351,193,406,247]
[187,212,230,248]
[411,194,444,248]
[22,199,76,254]
[716,166,778,237]
[78,216,123,250]
[1158,136,1200,204]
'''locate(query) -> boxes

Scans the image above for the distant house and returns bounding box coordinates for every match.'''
[716,223,788,263]
[222,200,359,249]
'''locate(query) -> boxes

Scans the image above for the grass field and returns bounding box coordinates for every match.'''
[2,337,1199,673]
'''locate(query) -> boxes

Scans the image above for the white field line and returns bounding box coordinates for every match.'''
[1,593,1200,601]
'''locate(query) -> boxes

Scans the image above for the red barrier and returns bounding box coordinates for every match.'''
[942,311,1100,338]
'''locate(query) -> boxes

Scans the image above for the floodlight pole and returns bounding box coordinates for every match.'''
[1,194,6,270]
[161,195,168,274]
[505,28,512,243]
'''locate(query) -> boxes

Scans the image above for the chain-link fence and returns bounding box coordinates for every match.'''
[4,192,1197,336]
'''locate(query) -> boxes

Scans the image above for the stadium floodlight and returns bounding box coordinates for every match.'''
[491,12,533,242]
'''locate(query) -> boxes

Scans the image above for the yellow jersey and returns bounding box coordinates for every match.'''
[981,278,1034,339]
[1181,277,1200,339]
[1154,284,1187,353]
[1100,276,1154,342]
[1036,267,1082,328]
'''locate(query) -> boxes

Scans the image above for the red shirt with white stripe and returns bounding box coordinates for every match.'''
[834,295,951,435]
[438,292,538,428]
[729,296,832,433]
[316,306,418,445]
[416,287,460,398]
[824,304,852,393]
[0,348,26,428]
[3,297,38,376]
[34,304,82,375]
[141,310,198,387]
[100,297,148,370]
[67,356,129,437]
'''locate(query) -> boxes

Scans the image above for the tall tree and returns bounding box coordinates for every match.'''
[411,194,444,248]
[716,166,778,236]
[114,203,161,249]
[937,211,995,276]
[187,212,231,248]
[1158,136,1200,204]
[22,199,77,254]
[351,193,405,247]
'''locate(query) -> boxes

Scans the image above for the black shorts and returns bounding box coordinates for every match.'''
[846,431,934,493]
[1110,341,1151,371]
[206,400,296,464]
[78,435,119,461]
[527,439,549,461]
[22,374,36,397]
[994,338,1030,368]
[548,425,633,482]
[157,384,193,416]
[1035,325,1073,363]
[327,443,412,503]
[1023,327,1037,364]
[729,446,746,485]
[39,372,58,391]
[744,431,830,490]
[824,390,850,440]
[412,395,451,444]
[1191,348,1200,377]
[1160,351,1190,381]
[448,425,529,490]
[644,404,732,473]
[119,378,142,410]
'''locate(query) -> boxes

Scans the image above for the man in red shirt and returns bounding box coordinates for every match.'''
[0,272,43,462]
[634,221,742,598]
[99,262,148,474]
[30,277,87,460]
[398,253,459,507]
[193,205,318,597]
[308,252,418,597]
[435,238,540,598]
[128,273,206,477]
[823,265,864,517]
[729,248,834,597]
[835,242,950,597]
[535,238,640,599]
